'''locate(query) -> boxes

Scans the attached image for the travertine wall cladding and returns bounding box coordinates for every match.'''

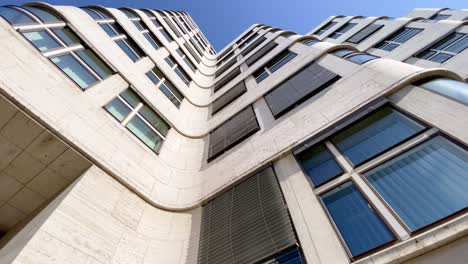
[0,166,201,264]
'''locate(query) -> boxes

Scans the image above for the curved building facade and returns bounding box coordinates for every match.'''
[0,3,467,264]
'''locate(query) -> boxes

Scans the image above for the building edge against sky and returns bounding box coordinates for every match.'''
[0,3,466,264]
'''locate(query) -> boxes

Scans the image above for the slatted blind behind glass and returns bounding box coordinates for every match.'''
[198,166,298,264]
[265,62,340,118]
[347,24,383,44]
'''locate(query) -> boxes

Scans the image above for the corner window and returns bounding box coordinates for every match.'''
[314,21,337,35]
[419,78,468,105]
[164,55,191,85]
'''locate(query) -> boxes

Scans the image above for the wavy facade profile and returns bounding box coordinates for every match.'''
[0,3,467,263]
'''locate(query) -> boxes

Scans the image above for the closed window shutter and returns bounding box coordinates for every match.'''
[241,36,266,56]
[163,17,182,37]
[212,81,247,115]
[214,67,241,92]
[245,41,279,66]
[265,63,340,118]
[208,106,259,161]
[198,166,297,264]
[347,24,383,44]
[215,57,237,77]
[184,42,201,63]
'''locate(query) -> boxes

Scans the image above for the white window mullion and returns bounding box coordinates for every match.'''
[122,102,143,126]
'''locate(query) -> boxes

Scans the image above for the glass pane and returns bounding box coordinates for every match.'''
[126,116,163,153]
[175,68,190,85]
[263,247,304,264]
[446,35,468,53]
[23,7,62,23]
[416,50,436,60]
[51,54,97,89]
[104,98,131,121]
[331,107,426,166]
[298,144,343,187]
[333,49,355,58]
[365,136,468,231]
[52,27,81,46]
[347,54,378,64]
[92,9,110,19]
[138,105,170,136]
[116,39,139,62]
[322,181,395,256]
[100,23,117,37]
[164,56,176,67]
[132,20,144,31]
[159,83,181,107]
[0,6,36,25]
[110,23,125,35]
[431,33,463,51]
[120,89,140,108]
[22,30,61,52]
[269,52,297,73]
[76,49,113,79]
[165,80,184,101]
[146,71,161,85]
[160,28,174,42]
[144,32,160,49]
[430,53,452,63]
[255,71,269,83]
[420,78,468,105]
[81,8,102,20]
[383,43,399,51]
[394,28,421,43]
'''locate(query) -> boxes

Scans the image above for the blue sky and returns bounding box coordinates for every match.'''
[5,0,466,51]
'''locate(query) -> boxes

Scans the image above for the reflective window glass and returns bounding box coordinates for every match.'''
[51,54,97,89]
[22,30,61,51]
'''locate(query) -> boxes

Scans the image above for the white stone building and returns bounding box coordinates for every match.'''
[0,3,467,264]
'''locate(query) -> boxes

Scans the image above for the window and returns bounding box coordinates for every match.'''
[141,10,174,43]
[183,42,201,63]
[82,7,146,62]
[365,135,468,231]
[347,24,383,44]
[314,21,337,35]
[333,49,379,64]
[321,181,396,257]
[264,62,340,118]
[330,106,426,166]
[164,55,191,85]
[302,39,320,46]
[6,6,112,89]
[198,166,299,264]
[215,57,237,77]
[419,78,468,105]
[422,14,450,22]
[328,23,357,39]
[253,50,297,83]
[237,32,258,49]
[119,8,164,51]
[297,143,344,187]
[214,67,241,92]
[105,89,170,153]
[176,48,197,72]
[414,32,467,63]
[146,67,184,108]
[295,104,468,258]
[374,27,422,51]
[208,106,260,161]
[211,81,247,115]
[245,41,278,66]
[240,36,267,57]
